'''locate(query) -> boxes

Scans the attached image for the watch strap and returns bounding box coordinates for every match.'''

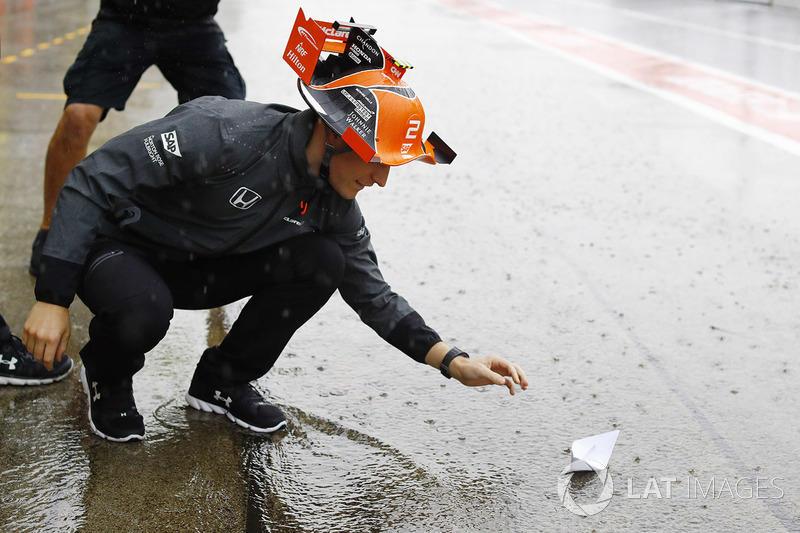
[440,347,469,379]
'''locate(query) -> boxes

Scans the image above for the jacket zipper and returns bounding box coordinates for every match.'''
[85,250,123,279]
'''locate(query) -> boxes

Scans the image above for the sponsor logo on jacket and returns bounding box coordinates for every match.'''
[143,135,164,167]
[229,187,262,210]
[161,130,182,157]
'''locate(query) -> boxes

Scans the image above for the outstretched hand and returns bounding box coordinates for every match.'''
[449,354,528,396]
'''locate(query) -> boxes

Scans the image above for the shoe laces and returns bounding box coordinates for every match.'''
[235,383,269,405]
[91,376,139,414]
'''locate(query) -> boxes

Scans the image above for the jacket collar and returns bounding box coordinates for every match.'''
[288,108,328,190]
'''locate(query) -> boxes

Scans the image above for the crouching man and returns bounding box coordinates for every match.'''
[23,9,527,442]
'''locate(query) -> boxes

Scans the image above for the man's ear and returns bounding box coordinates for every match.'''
[324,127,346,149]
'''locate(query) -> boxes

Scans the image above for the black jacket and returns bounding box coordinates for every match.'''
[37,97,440,362]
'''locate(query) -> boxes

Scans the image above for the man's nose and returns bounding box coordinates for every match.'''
[372,166,390,187]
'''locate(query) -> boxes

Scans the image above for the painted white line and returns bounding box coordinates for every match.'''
[437,0,800,157]
[539,0,800,53]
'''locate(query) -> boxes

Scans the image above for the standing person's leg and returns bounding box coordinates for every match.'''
[77,241,175,442]
[156,233,345,432]
[155,20,246,102]
[39,104,104,231]
[30,20,156,276]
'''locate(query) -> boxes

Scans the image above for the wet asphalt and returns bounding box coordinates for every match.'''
[2,0,800,531]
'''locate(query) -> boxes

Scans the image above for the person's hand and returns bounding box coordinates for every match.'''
[22,302,71,371]
[449,354,528,396]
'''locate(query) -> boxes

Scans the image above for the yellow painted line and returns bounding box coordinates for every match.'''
[17,93,68,100]
[2,24,91,63]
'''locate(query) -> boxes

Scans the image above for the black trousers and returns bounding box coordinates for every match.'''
[77,234,345,384]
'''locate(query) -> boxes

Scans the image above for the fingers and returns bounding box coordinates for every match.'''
[23,302,71,369]
[476,364,519,396]
[42,340,57,372]
[57,333,70,363]
[490,357,528,391]
[507,363,528,391]
[23,325,65,370]
[455,354,528,396]
[22,319,40,362]
[516,364,529,390]
[504,376,516,396]
[31,331,58,371]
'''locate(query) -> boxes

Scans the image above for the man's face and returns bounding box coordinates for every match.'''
[328,150,391,200]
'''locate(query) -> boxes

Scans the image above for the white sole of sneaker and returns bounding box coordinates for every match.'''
[80,367,144,443]
[185,393,287,434]
[0,358,74,386]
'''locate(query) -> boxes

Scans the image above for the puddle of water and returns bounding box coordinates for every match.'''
[245,406,519,533]
[0,383,88,532]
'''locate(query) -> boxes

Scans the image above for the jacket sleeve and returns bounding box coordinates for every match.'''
[330,207,441,363]
[36,101,232,307]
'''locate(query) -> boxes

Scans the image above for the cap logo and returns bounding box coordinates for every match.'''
[405,118,421,140]
[298,27,318,49]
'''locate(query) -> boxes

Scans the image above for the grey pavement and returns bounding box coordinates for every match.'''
[2,0,800,531]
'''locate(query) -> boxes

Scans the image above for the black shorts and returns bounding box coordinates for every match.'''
[63,18,246,119]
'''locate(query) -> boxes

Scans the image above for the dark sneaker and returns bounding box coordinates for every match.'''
[186,374,286,434]
[80,366,145,442]
[0,323,73,385]
[29,228,49,277]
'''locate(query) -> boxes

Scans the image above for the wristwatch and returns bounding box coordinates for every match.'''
[440,347,470,379]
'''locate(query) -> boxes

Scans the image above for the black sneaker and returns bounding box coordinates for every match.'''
[0,323,73,385]
[80,366,145,442]
[186,374,286,434]
[29,228,49,277]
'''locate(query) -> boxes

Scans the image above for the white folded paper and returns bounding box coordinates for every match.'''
[567,430,620,472]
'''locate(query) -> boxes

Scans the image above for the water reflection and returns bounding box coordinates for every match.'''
[0,381,88,532]
[246,405,517,532]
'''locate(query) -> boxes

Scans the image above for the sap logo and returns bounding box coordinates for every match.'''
[229,187,262,210]
[160,130,182,157]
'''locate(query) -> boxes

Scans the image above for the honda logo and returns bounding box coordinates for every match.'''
[229,187,262,210]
